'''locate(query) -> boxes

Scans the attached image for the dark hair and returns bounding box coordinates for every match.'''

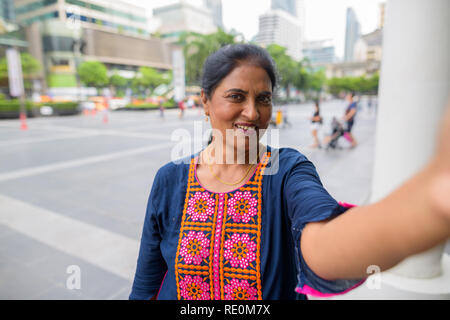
[201,44,278,99]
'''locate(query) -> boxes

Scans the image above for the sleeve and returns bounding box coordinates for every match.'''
[284,157,366,298]
[129,170,168,300]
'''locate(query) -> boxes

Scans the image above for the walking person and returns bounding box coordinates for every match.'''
[130,44,450,300]
[310,100,323,148]
[178,98,185,119]
[159,99,165,119]
[343,93,358,148]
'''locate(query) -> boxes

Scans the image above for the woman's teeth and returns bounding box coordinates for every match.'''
[235,124,255,130]
[235,124,257,135]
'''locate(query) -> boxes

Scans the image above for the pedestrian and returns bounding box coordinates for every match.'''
[178,99,185,119]
[281,105,291,128]
[343,93,358,148]
[310,100,323,148]
[130,44,450,300]
[159,99,165,119]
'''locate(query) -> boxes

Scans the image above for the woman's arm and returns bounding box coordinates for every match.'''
[301,105,450,281]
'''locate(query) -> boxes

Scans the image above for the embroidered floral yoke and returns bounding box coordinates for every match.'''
[130,146,365,300]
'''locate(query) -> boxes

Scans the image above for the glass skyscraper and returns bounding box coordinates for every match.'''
[0,0,15,22]
[344,7,361,62]
[271,0,297,16]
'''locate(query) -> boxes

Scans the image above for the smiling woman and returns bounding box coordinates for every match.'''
[129,44,450,300]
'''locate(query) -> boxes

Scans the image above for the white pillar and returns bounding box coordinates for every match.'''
[371,0,450,297]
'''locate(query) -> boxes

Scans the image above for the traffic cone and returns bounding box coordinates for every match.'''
[83,109,89,116]
[91,109,97,116]
[103,112,108,124]
[20,112,28,130]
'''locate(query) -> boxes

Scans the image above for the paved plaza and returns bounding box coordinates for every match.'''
[0,100,447,299]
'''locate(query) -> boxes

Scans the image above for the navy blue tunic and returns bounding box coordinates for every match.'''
[129,145,364,300]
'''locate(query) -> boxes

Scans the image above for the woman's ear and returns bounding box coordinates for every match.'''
[201,89,209,114]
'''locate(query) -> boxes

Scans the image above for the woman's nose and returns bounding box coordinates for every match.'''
[242,100,259,121]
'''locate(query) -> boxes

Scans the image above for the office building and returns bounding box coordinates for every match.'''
[354,28,383,63]
[153,1,217,42]
[271,0,296,16]
[204,0,223,29]
[256,9,303,61]
[302,39,335,65]
[0,0,15,22]
[12,0,173,93]
[14,0,148,36]
[344,7,360,62]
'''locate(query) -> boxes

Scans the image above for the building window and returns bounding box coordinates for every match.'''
[15,0,58,16]
[43,35,76,52]
[22,11,58,25]
[65,0,146,23]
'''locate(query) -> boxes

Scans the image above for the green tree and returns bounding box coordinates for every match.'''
[266,44,300,99]
[78,60,108,87]
[179,28,237,86]
[326,73,379,96]
[0,52,41,90]
[109,71,128,88]
[109,71,128,97]
[132,67,171,96]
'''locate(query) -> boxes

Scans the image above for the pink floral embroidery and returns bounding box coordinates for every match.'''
[179,231,210,265]
[179,275,210,300]
[224,279,258,300]
[223,233,256,269]
[186,191,215,222]
[227,191,257,223]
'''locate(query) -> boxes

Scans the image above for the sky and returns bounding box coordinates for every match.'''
[125,0,385,59]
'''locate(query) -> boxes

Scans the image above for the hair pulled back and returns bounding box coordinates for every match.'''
[201,44,278,99]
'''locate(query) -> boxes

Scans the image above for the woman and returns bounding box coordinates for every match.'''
[129,44,450,300]
[310,100,323,148]
[343,93,358,148]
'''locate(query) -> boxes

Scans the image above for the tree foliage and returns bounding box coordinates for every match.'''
[0,52,41,80]
[78,60,108,87]
[179,28,238,86]
[132,67,171,96]
[327,73,379,96]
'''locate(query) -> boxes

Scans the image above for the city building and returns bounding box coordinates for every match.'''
[0,0,15,22]
[271,0,297,16]
[344,7,360,62]
[10,0,174,95]
[255,8,304,61]
[378,2,386,29]
[302,39,335,66]
[354,28,383,63]
[324,59,380,79]
[203,0,223,29]
[14,0,148,36]
[153,1,217,42]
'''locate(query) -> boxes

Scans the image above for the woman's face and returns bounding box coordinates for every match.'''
[201,63,273,154]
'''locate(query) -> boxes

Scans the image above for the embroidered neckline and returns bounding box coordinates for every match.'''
[193,150,268,194]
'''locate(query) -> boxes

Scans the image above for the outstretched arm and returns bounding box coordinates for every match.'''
[301,104,450,280]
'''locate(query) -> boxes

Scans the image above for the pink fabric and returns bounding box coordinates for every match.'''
[338,201,357,209]
[343,132,352,142]
[295,279,366,298]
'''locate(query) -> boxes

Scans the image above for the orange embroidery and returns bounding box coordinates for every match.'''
[174,152,271,300]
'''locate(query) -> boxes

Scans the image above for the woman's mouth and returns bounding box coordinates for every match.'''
[234,123,258,136]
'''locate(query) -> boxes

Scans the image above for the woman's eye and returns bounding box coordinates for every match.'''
[229,94,244,101]
[259,96,272,105]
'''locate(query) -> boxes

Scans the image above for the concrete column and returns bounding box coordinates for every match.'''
[371,0,449,297]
